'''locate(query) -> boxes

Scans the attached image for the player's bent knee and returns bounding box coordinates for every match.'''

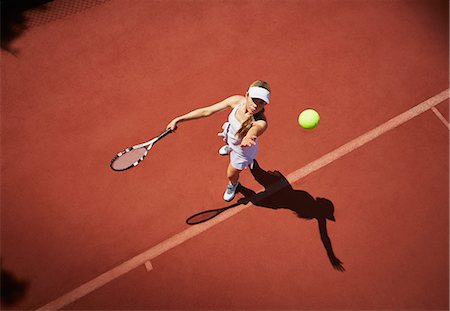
[227,164,241,179]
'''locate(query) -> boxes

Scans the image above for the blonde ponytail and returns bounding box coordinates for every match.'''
[236,115,255,138]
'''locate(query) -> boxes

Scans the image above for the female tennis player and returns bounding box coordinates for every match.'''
[166,80,270,202]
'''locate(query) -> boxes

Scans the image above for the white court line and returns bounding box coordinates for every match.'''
[431,107,450,130]
[36,89,449,311]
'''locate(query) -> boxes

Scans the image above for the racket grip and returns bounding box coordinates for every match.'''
[156,128,173,140]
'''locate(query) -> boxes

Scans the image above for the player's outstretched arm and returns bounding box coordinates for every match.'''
[166,95,242,131]
[240,120,268,147]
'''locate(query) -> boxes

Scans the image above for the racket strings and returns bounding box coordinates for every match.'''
[111,147,147,171]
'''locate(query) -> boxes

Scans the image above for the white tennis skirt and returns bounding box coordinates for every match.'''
[218,122,258,170]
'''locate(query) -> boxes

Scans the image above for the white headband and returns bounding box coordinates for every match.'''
[248,86,270,104]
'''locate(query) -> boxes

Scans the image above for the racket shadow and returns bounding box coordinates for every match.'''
[186,202,242,225]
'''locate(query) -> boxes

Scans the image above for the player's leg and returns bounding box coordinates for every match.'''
[227,162,241,185]
[224,162,241,201]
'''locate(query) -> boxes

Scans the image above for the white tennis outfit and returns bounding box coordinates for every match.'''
[218,102,258,170]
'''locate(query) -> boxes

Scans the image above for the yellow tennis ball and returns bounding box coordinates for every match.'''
[298,109,320,129]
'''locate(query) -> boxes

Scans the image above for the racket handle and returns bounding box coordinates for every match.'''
[155,128,173,141]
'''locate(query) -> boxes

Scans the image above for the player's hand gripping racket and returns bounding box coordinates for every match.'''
[110,129,172,171]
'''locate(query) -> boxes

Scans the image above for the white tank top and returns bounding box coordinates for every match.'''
[227,103,244,142]
[221,102,258,156]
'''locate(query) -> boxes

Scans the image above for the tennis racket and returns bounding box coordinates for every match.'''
[110,129,172,171]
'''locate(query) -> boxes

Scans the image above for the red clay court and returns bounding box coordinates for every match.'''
[1,0,449,310]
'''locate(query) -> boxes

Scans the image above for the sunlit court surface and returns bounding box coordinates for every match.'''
[1,0,449,310]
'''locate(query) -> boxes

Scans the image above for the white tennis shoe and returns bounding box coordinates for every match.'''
[218,145,231,156]
[223,182,239,202]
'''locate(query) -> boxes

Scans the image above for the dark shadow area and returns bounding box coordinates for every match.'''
[0,266,29,307]
[1,0,52,54]
[418,0,449,38]
[185,159,345,272]
[186,202,241,225]
[236,160,345,272]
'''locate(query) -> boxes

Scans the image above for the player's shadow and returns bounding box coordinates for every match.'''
[237,160,345,272]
